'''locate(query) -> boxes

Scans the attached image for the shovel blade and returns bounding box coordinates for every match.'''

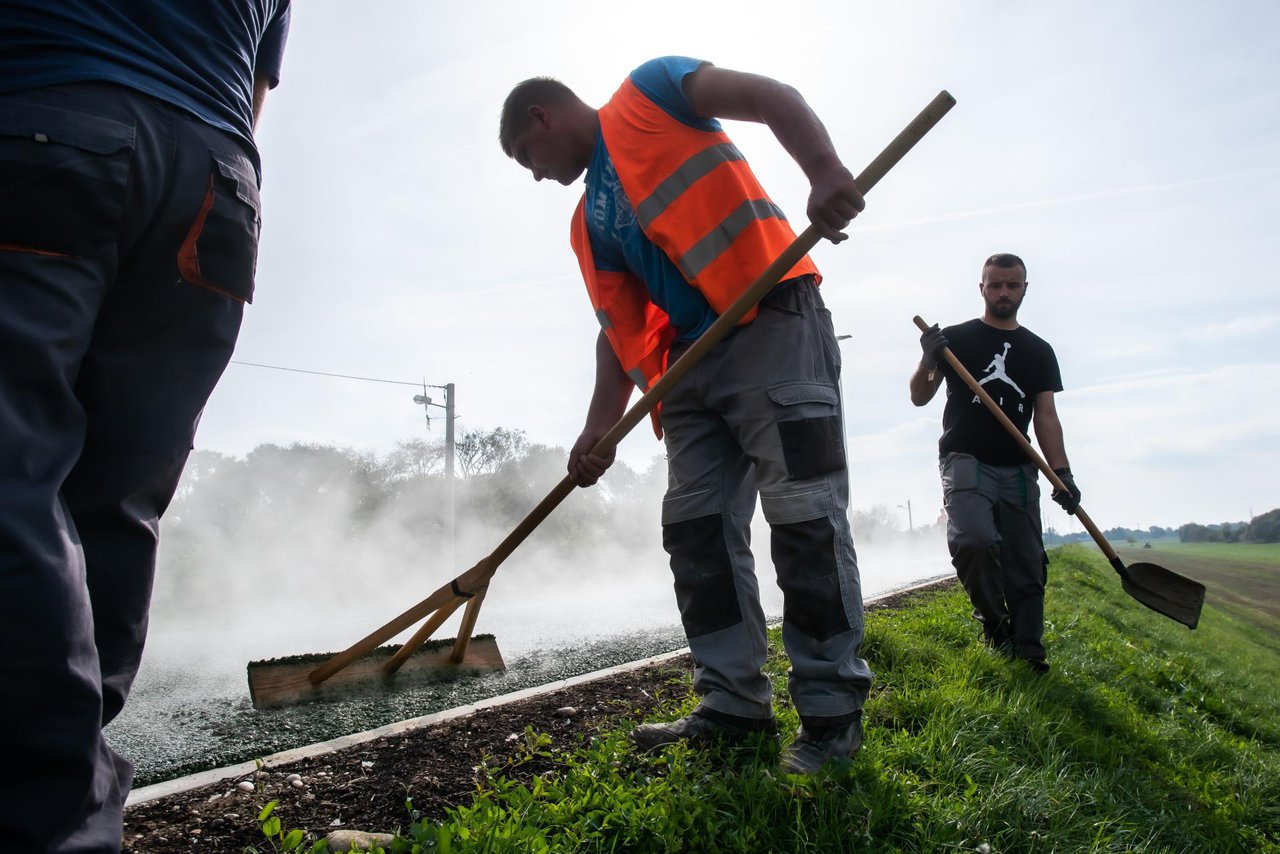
[1111,558,1206,629]
[247,635,505,709]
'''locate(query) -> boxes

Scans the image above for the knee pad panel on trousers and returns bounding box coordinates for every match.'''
[950,530,999,553]
[663,514,743,638]
[772,516,851,642]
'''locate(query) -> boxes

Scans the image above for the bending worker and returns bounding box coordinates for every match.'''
[500,56,873,774]
[0,2,289,850]
[909,253,1082,672]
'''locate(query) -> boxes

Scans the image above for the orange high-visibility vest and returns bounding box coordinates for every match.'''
[571,76,820,438]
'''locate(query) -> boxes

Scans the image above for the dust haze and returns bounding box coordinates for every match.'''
[142,434,949,688]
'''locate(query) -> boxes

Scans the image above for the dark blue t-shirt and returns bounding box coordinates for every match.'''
[585,56,720,342]
[0,1,290,150]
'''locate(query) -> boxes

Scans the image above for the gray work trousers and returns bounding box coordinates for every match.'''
[659,277,872,727]
[940,452,1048,660]
[0,83,259,852]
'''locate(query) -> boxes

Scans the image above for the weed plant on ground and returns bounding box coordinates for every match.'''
[276,545,1280,853]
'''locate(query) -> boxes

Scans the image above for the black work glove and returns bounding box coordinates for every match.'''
[919,324,949,370]
[1051,467,1081,514]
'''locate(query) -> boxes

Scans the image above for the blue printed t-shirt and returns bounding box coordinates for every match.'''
[585,56,721,342]
[0,1,291,153]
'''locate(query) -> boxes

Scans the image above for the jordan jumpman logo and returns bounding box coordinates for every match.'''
[978,342,1025,398]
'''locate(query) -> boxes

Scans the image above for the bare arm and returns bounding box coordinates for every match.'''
[909,363,943,407]
[682,64,864,243]
[568,331,634,486]
[252,71,272,131]
[1031,391,1070,471]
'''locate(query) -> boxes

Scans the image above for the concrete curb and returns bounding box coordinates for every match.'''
[126,573,952,808]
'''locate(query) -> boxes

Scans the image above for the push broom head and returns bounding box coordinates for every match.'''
[246,635,505,709]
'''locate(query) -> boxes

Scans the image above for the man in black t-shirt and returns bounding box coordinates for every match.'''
[908,254,1081,671]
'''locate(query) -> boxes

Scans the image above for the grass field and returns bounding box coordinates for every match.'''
[278,544,1280,853]
[1116,541,1280,643]
[1130,540,1280,565]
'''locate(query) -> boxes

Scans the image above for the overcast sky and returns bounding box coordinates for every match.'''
[200,0,1279,534]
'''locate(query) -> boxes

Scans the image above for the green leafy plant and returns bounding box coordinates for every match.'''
[248,800,318,853]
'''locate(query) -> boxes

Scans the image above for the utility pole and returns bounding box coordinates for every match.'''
[444,383,456,571]
[414,382,457,569]
[898,499,914,533]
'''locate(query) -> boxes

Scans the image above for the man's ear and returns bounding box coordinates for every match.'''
[527,105,550,127]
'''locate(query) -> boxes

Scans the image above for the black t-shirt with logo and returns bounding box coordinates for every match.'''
[938,318,1062,465]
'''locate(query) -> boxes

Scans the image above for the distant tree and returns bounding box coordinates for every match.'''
[851,505,899,544]
[1179,523,1217,543]
[385,437,446,480]
[456,427,530,479]
[1246,508,1280,543]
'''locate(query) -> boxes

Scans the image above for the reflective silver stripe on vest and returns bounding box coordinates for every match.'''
[627,368,649,390]
[677,198,788,281]
[634,143,745,229]
[595,308,613,329]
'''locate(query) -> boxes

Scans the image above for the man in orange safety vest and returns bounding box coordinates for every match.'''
[500,57,871,774]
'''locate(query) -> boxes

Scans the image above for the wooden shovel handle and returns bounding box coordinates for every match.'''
[912,315,1119,561]
[296,94,958,687]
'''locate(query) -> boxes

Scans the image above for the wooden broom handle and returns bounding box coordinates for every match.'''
[912,315,1118,561]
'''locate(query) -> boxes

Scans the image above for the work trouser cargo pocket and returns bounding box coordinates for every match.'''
[941,453,980,493]
[767,380,845,481]
[178,150,262,303]
[0,101,134,258]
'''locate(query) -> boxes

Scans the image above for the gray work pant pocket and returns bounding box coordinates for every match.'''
[941,453,979,493]
[768,380,845,481]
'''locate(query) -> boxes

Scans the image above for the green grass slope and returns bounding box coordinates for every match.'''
[309,545,1280,853]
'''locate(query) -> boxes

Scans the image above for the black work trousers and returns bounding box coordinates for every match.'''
[940,452,1049,661]
[0,83,260,852]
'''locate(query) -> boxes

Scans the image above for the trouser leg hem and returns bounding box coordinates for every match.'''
[694,705,777,732]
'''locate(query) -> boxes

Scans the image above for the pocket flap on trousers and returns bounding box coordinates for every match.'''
[766,381,839,407]
[213,151,260,211]
[0,103,133,154]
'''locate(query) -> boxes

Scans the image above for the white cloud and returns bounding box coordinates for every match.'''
[1193,314,1280,341]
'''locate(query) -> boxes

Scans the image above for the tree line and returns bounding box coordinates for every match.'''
[1177,508,1280,544]
[1044,511,1280,546]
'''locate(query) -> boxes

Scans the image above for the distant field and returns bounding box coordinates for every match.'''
[1135,540,1280,564]
[1115,542,1280,642]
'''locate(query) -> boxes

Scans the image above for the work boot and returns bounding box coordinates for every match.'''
[1020,657,1050,674]
[630,710,776,753]
[983,618,1015,657]
[780,714,864,774]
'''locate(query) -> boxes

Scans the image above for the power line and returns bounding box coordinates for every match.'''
[229,359,426,388]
